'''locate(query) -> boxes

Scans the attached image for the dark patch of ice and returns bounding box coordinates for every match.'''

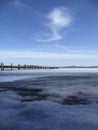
[62,95,89,105]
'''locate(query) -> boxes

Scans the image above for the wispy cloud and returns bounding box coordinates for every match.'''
[12,0,25,10]
[11,3,72,42]
[12,0,43,16]
[36,7,72,42]
[0,50,98,60]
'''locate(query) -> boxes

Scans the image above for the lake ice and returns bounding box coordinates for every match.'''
[0,69,98,130]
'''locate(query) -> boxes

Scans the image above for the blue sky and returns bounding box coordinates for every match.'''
[0,0,98,66]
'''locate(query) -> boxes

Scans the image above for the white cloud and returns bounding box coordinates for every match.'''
[37,31,62,42]
[48,7,71,27]
[36,7,72,42]
[0,50,98,60]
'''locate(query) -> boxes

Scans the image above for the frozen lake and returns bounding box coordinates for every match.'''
[1,68,98,82]
[0,68,98,130]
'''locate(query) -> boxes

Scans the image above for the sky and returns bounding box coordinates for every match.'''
[0,0,98,66]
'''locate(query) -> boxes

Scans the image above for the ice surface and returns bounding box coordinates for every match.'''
[0,100,98,130]
[0,72,98,130]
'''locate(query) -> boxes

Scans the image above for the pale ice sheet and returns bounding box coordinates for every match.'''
[1,68,98,82]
